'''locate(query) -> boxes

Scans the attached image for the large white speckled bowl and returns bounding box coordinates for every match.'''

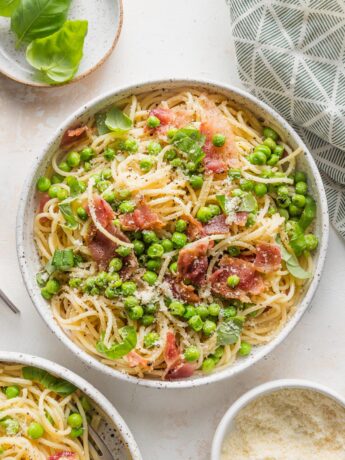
[0,351,142,459]
[16,79,329,389]
[0,0,123,87]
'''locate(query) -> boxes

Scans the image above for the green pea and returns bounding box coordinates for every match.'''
[169,262,178,274]
[276,196,291,209]
[289,204,302,217]
[108,273,122,288]
[196,206,213,223]
[231,188,243,198]
[273,145,284,157]
[267,154,280,166]
[147,115,161,128]
[292,194,306,208]
[213,346,224,361]
[103,190,116,203]
[263,138,276,150]
[189,175,203,189]
[277,185,289,198]
[109,257,123,272]
[248,151,266,165]
[116,245,132,257]
[254,183,267,197]
[145,303,157,314]
[208,303,220,317]
[227,275,240,288]
[164,149,177,161]
[298,195,316,231]
[45,279,60,295]
[124,296,138,309]
[267,206,277,216]
[147,141,162,155]
[103,147,116,161]
[238,341,252,356]
[223,306,237,320]
[202,358,215,373]
[170,158,183,168]
[167,128,177,138]
[67,413,83,428]
[175,219,187,232]
[144,332,160,348]
[143,271,158,285]
[51,174,63,184]
[123,138,138,153]
[278,208,289,220]
[254,144,271,158]
[161,239,173,252]
[143,230,158,244]
[208,204,221,217]
[133,240,145,256]
[228,168,241,179]
[57,188,69,201]
[147,243,164,258]
[246,213,256,227]
[186,161,197,172]
[169,301,185,316]
[36,176,51,192]
[240,179,254,192]
[212,133,226,147]
[69,278,82,289]
[183,305,196,319]
[117,189,131,200]
[305,234,318,251]
[84,162,91,172]
[140,159,154,172]
[146,259,161,271]
[70,427,84,438]
[203,320,216,335]
[184,346,200,362]
[141,315,155,326]
[97,180,111,193]
[119,201,135,214]
[188,315,203,331]
[66,151,80,168]
[80,147,94,161]
[263,127,279,141]
[48,185,61,198]
[196,305,209,320]
[104,287,115,299]
[295,171,307,183]
[5,386,19,399]
[295,181,308,195]
[171,232,187,248]
[122,281,136,296]
[76,207,88,221]
[227,246,240,256]
[59,161,71,172]
[95,272,108,288]
[128,305,144,320]
[28,422,44,439]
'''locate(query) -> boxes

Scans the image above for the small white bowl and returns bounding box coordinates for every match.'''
[0,351,142,459]
[16,78,329,389]
[211,379,345,460]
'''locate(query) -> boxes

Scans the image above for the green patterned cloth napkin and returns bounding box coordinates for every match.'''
[227,0,345,238]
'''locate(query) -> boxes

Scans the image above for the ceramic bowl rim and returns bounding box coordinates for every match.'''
[16,77,329,389]
[0,0,123,88]
[0,351,142,459]
[211,378,345,459]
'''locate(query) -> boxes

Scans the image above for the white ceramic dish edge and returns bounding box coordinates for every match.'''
[211,378,345,460]
[0,351,142,459]
[16,78,329,389]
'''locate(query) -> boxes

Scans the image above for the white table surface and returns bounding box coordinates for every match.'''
[1,1,345,459]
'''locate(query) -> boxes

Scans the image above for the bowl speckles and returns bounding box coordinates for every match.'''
[16,79,329,389]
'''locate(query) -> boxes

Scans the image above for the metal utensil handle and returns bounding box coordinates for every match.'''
[88,425,114,460]
[0,288,20,314]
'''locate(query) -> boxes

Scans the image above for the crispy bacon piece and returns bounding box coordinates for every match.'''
[254,243,281,273]
[177,240,209,286]
[127,351,149,368]
[119,201,164,231]
[183,214,205,241]
[60,125,88,146]
[234,211,248,227]
[199,95,240,174]
[164,331,195,380]
[88,195,115,227]
[150,107,194,130]
[167,276,200,303]
[210,255,264,300]
[49,453,77,460]
[203,214,229,235]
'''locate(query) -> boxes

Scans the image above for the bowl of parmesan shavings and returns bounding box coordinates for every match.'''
[212,379,345,460]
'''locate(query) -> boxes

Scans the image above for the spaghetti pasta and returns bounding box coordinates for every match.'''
[33,88,318,380]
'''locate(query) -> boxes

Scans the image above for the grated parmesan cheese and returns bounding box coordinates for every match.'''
[221,388,345,460]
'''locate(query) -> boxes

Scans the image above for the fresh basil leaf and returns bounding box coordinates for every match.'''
[96,113,110,135]
[66,177,83,197]
[238,192,257,213]
[96,326,137,359]
[216,195,226,214]
[26,20,88,84]
[52,249,75,271]
[11,0,72,47]
[276,236,311,280]
[0,0,19,17]
[59,201,78,230]
[22,366,76,395]
[105,108,132,134]
[217,320,242,346]
[171,127,206,165]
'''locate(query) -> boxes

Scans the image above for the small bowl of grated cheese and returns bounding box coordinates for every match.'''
[212,379,345,460]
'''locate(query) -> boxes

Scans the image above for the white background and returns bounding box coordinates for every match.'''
[1,1,345,459]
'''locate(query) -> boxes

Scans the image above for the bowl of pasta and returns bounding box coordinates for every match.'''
[17,79,328,388]
[0,351,142,459]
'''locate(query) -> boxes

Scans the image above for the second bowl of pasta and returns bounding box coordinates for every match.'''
[17,79,329,388]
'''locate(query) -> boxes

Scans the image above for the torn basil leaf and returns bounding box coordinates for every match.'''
[96,326,137,359]
[217,320,243,346]
[59,201,78,230]
[238,192,257,213]
[96,112,110,135]
[171,127,205,165]
[105,108,132,134]
[22,366,76,395]
[276,236,311,280]
[52,249,75,271]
